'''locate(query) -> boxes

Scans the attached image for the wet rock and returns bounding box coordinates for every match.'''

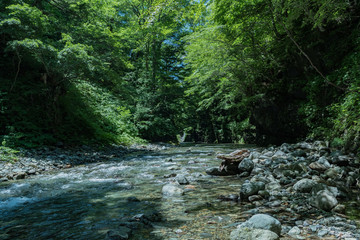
[293,179,316,193]
[106,227,132,240]
[238,158,254,173]
[162,184,184,197]
[175,175,189,185]
[312,190,338,211]
[230,228,279,240]
[239,214,282,235]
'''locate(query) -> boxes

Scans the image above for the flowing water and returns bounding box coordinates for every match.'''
[0,144,254,240]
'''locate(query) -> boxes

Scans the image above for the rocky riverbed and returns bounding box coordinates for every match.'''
[206,141,360,239]
[0,142,359,240]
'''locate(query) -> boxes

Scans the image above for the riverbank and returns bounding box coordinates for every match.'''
[205,141,360,239]
[0,144,165,182]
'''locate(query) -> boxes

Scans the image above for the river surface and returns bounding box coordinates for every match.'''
[0,144,254,240]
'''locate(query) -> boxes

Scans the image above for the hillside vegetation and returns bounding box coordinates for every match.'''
[0,0,359,153]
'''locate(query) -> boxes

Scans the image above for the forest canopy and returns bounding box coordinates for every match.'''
[0,0,360,152]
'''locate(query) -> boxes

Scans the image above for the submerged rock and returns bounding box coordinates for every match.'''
[106,227,132,240]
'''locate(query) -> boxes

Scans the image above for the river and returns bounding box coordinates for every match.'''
[0,144,252,240]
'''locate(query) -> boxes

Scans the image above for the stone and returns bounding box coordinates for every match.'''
[318,156,331,167]
[288,226,301,237]
[272,150,286,158]
[230,228,279,240]
[15,172,26,180]
[164,173,177,178]
[239,182,264,201]
[248,195,263,202]
[106,227,132,240]
[309,162,328,172]
[333,204,346,213]
[241,214,282,235]
[205,167,227,176]
[265,181,281,192]
[127,196,140,202]
[293,179,316,193]
[313,190,338,211]
[291,150,307,158]
[218,194,239,201]
[318,229,328,237]
[175,175,189,185]
[238,158,254,173]
[162,184,184,197]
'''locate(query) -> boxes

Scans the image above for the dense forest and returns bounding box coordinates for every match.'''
[1,0,360,152]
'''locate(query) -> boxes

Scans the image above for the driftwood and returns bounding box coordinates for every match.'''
[217,149,250,173]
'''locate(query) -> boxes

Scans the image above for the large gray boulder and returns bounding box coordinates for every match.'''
[162,184,184,197]
[230,228,279,240]
[293,179,316,193]
[240,214,281,235]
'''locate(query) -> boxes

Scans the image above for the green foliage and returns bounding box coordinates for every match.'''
[61,80,143,145]
[0,0,359,150]
[0,145,20,163]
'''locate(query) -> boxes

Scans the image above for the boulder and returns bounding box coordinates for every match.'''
[230,228,279,240]
[162,184,184,197]
[239,214,282,235]
[293,179,316,193]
